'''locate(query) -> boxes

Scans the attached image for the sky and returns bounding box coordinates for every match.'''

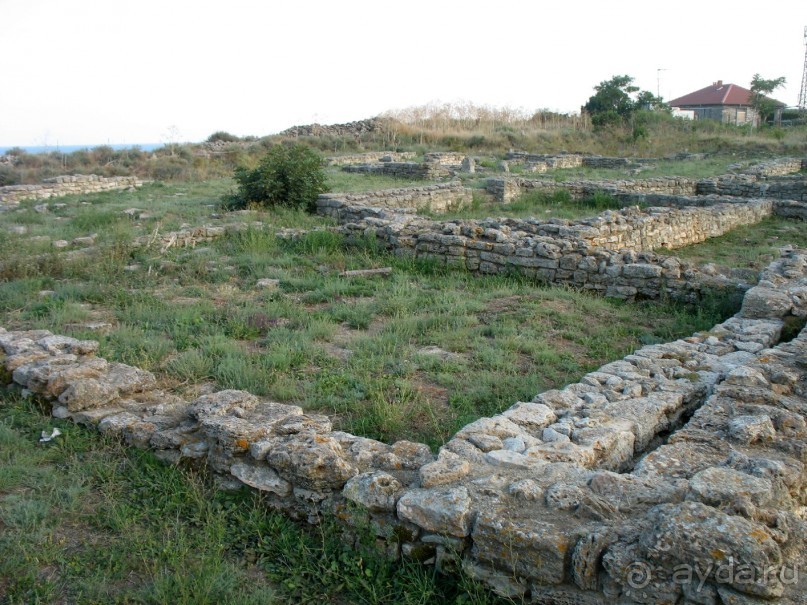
[2,0,805,147]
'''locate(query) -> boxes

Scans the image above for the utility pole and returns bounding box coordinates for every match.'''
[657,68,667,99]
[799,26,807,111]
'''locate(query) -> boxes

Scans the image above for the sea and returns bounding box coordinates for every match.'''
[0,143,164,155]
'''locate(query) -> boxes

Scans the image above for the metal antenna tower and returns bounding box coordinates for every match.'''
[800,26,807,110]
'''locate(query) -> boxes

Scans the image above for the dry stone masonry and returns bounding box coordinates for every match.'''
[2,249,805,604]
[317,182,472,220]
[321,198,775,302]
[0,174,143,208]
[342,161,452,180]
[489,157,806,206]
[488,176,699,204]
[326,152,417,166]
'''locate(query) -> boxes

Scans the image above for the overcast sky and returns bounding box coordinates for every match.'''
[2,0,805,146]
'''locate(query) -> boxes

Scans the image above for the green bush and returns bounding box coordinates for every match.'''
[228,144,328,211]
[0,165,19,186]
[206,131,241,143]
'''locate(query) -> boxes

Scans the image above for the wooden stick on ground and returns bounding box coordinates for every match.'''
[339,267,392,278]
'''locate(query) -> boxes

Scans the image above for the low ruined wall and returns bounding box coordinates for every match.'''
[0,175,143,206]
[326,152,416,166]
[697,174,807,201]
[423,152,467,166]
[506,152,584,170]
[317,182,471,220]
[342,162,450,180]
[333,200,772,302]
[487,176,699,204]
[2,249,805,604]
[505,152,659,171]
[740,157,804,177]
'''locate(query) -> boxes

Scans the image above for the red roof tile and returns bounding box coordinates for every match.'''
[669,82,784,108]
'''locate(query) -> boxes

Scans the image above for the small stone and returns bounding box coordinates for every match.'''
[542,427,571,443]
[71,235,96,246]
[502,436,526,452]
[180,440,209,458]
[484,449,532,469]
[51,406,71,419]
[53,240,69,248]
[256,278,280,289]
[502,402,557,432]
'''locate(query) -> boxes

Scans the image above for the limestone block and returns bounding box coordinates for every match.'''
[396,486,473,538]
[640,502,784,598]
[687,467,773,508]
[231,462,292,496]
[267,434,357,491]
[419,450,470,488]
[471,511,575,584]
[588,471,687,511]
[58,378,121,411]
[342,471,401,512]
[740,287,793,319]
[501,401,557,433]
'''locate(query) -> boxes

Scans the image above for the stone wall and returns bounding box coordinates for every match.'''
[2,249,805,604]
[326,152,416,166]
[740,157,804,177]
[423,152,467,166]
[342,162,450,180]
[0,175,143,207]
[487,176,699,204]
[330,200,774,302]
[317,182,472,220]
[505,152,660,171]
[697,174,807,201]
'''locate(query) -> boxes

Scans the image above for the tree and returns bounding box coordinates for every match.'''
[228,143,328,211]
[583,75,665,130]
[749,74,786,126]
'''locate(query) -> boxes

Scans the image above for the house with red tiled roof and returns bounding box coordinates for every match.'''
[668,81,785,126]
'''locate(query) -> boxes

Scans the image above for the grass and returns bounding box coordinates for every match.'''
[430,190,624,222]
[2,170,802,603]
[326,168,432,193]
[0,393,515,605]
[539,155,745,181]
[0,184,731,447]
[672,216,807,270]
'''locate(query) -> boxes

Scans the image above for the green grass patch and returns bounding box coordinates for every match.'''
[672,216,807,270]
[326,168,432,193]
[435,189,624,221]
[0,393,516,604]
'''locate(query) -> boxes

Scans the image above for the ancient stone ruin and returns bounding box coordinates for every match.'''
[0,174,144,208]
[2,156,806,603]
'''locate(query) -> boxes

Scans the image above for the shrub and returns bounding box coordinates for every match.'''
[206,131,241,143]
[228,144,328,211]
[0,166,19,186]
